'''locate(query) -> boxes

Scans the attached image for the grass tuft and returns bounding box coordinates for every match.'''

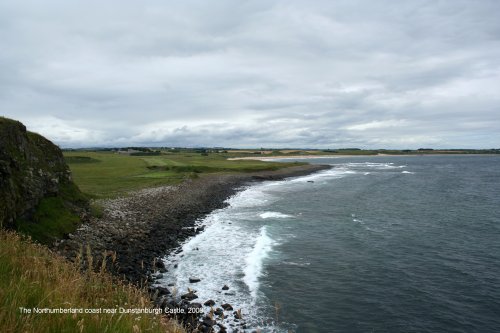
[0,229,184,333]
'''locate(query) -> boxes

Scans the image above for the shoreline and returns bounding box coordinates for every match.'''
[228,153,499,161]
[55,163,330,330]
[57,163,331,284]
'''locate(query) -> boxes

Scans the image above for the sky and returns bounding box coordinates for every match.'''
[1,0,500,149]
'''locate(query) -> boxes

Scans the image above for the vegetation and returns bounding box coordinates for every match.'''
[64,156,101,164]
[0,229,183,333]
[64,151,300,198]
[14,182,87,245]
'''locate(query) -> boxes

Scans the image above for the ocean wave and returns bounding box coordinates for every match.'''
[282,261,311,267]
[259,211,292,219]
[243,226,274,299]
[287,168,356,183]
[340,162,406,170]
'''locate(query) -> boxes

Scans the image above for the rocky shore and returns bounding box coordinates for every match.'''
[56,163,330,331]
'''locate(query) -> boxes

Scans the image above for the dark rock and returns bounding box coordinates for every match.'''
[222,284,229,290]
[204,299,216,306]
[221,303,233,311]
[214,308,224,316]
[155,286,170,296]
[202,317,216,327]
[199,326,212,333]
[189,277,201,283]
[181,292,198,301]
[155,259,166,269]
[188,302,203,314]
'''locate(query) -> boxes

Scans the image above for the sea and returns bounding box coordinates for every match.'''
[159,155,500,333]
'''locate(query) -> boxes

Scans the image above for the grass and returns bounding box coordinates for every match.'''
[0,229,184,333]
[15,197,80,244]
[14,182,88,245]
[64,151,300,198]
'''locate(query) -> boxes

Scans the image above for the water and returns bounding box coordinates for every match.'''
[159,155,500,332]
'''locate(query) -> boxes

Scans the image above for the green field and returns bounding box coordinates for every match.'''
[63,151,300,198]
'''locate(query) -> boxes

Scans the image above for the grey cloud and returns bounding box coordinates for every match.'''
[1,0,499,148]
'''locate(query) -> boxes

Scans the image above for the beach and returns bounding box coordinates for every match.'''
[56,163,330,284]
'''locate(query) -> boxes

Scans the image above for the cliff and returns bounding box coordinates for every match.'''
[0,117,86,243]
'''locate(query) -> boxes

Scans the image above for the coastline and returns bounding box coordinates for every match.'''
[228,153,499,161]
[57,163,331,284]
[228,155,354,160]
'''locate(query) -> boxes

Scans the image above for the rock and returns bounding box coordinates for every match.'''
[188,302,203,314]
[222,284,229,290]
[221,303,233,311]
[204,299,216,306]
[0,117,85,234]
[155,286,170,296]
[214,308,224,316]
[199,326,212,333]
[181,292,198,301]
[189,277,201,283]
[155,259,166,270]
[202,317,216,327]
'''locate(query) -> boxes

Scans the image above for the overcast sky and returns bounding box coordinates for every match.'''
[1,0,499,148]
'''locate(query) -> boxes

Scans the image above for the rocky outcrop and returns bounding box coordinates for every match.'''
[0,117,82,230]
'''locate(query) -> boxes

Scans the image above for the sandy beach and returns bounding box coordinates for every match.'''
[227,154,359,161]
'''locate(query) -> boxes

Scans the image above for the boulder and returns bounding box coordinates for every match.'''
[202,317,216,327]
[155,286,170,296]
[204,299,215,306]
[181,292,198,301]
[221,303,233,311]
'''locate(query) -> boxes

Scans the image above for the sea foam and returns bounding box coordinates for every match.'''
[260,211,292,219]
[243,226,274,298]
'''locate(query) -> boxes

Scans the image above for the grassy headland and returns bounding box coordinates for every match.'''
[64,148,499,198]
[64,150,302,198]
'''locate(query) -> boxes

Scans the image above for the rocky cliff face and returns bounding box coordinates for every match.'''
[0,117,76,229]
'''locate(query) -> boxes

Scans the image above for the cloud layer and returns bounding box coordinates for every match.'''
[1,0,500,148]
